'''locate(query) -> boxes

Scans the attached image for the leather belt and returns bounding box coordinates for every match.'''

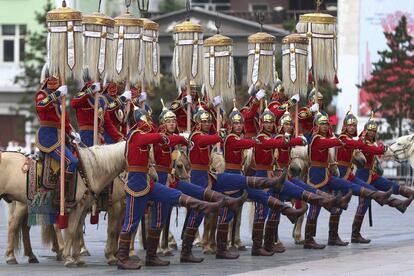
[310,161,328,167]
[255,164,273,171]
[39,121,60,128]
[154,165,172,173]
[337,161,352,167]
[127,166,149,173]
[225,163,242,171]
[191,164,209,171]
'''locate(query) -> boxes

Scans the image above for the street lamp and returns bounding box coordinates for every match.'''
[137,0,149,18]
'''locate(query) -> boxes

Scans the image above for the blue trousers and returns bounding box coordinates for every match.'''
[371,176,401,194]
[122,181,182,233]
[307,176,377,221]
[49,146,78,173]
[152,172,206,229]
[186,170,248,226]
[79,130,94,147]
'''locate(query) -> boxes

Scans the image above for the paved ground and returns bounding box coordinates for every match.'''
[1,196,414,275]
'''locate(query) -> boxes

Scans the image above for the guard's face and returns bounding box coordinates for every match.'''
[232,122,244,134]
[165,119,177,133]
[201,120,212,132]
[190,88,198,98]
[107,83,118,96]
[366,129,376,140]
[263,122,274,133]
[319,123,329,135]
[282,122,293,133]
[47,77,59,91]
[346,124,357,135]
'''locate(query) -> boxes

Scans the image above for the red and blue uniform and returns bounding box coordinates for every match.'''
[121,120,185,234]
[71,87,123,146]
[35,88,78,173]
[103,92,128,144]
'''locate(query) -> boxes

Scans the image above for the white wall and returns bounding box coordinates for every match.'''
[337,0,362,132]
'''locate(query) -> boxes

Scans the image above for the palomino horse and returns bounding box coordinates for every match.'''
[0,142,126,267]
[385,134,414,168]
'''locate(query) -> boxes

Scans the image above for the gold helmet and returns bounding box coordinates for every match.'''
[364,111,378,131]
[314,111,329,125]
[229,99,244,124]
[343,105,357,126]
[279,110,293,126]
[194,103,212,123]
[260,101,276,123]
[159,99,176,124]
[308,88,324,102]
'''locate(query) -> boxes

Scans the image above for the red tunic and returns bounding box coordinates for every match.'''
[189,131,221,170]
[298,107,314,135]
[255,133,286,169]
[71,91,123,143]
[274,134,304,168]
[268,100,292,124]
[240,101,259,138]
[153,133,188,171]
[309,135,342,164]
[224,133,256,170]
[36,90,72,133]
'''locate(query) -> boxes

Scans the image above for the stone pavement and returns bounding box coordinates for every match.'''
[1,196,414,275]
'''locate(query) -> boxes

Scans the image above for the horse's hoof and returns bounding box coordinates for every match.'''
[107,258,117,266]
[28,256,39,263]
[80,249,91,257]
[158,251,174,257]
[295,240,305,245]
[169,244,178,251]
[75,259,87,267]
[202,247,215,255]
[64,259,76,268]
[6,258,18,265]
[56,254,63,261]
[129,254,140,261]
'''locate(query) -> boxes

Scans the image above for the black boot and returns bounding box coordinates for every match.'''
[246,171,286,190]
[387,196,413,213]
[179,194,224,214]
[360,187,392,206]
[263,219,285,253]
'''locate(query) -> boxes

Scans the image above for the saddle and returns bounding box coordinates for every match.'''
[26,153,78,225]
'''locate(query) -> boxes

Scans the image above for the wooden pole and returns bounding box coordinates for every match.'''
[186,80,191,132]
[216,105,221,152]
[93,93,99,145]
[295,102,299,137]
[59,88,66,224]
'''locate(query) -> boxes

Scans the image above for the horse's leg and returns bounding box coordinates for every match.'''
[52,225,64,261]
[63,204,85,267]
[105,201,122,266]
[21,214,39,263]
[293,201,306,244]
[79,221,90,257]
[5,202,24,264]
[73,211,88,267]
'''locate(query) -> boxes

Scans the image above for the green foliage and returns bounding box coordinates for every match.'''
[13,0,53,133]
[159,0,185,13]
[359,16,414,136]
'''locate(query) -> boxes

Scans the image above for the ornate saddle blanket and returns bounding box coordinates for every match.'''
[26,154,77,225]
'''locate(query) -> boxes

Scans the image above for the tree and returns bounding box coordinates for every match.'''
[159,0,185,13]
[359,16,414,137]
[13,0,53,133]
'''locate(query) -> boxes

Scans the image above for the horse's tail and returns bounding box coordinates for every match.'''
[8,202,22,253]
[41,224,56,247]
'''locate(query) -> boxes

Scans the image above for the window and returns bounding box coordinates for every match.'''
[250,4,269,12]
[0,24,26,63]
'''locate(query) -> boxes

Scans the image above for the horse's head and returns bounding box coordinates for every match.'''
[352,150,367,169]
[171,147,191,182]
[210,146,225,174]
[386,134,414,163]
[289,145,309,179]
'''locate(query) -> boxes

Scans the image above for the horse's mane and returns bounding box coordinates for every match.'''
[78,141,126,181]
